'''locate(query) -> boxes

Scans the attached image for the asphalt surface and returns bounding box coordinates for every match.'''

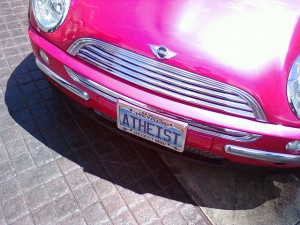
[1,0,300,225]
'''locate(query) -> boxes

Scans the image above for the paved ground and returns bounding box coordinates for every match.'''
[159,155,300,225]
[1,1,300,225]
[0,0,210,224]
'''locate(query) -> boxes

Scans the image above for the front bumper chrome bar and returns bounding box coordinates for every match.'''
[35,58,90,101]
[65,66,261,143]
[225,145,300,164]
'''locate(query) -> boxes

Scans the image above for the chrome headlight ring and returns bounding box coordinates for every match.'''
[287,55,300,119]
[32,0,71,32]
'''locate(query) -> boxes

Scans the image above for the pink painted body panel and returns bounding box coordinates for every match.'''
[31,0,300,126]
[28,0,300,167]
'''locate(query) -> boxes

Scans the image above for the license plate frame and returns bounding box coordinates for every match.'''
[117,100,187,152]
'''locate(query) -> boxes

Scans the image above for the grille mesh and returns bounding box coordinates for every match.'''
[68,38,266,121]
[185,146,225,160]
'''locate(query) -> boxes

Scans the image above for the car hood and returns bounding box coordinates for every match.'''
[60,0,300,70]
[42,0,300,124]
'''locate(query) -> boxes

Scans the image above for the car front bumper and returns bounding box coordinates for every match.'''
[29,25,300,168]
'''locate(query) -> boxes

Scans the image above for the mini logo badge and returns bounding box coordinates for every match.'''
[150,45,176,59]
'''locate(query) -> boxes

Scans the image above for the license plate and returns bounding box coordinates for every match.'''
[117,100,187,152]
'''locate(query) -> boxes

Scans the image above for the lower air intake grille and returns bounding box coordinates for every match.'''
[185,147,225,160]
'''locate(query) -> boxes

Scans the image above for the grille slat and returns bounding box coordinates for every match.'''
[78,52,254,118]
[68,38,266,121]
[78,49,253,113]
[85,46,246,104]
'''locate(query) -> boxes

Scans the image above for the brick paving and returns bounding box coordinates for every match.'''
[0,0,211,224]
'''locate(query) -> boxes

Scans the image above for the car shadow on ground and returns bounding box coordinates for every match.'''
[160,154,295,210]
[5,53,284,210]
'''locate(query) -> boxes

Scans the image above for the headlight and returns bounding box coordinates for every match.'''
[32,0,70,32]
[287,55,300,119]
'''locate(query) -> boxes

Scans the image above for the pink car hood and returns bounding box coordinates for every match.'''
[39,0,300,125]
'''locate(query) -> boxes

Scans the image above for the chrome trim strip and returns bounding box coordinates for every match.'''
[225,145,300,164]
[68,38,267,122]
[65,67,148,107]
[189,123,261,142]
[36,58,90,101]
[65,67,261,142]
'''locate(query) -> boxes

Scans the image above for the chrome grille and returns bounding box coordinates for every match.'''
[65,67,262,143]
[68,38,266,121]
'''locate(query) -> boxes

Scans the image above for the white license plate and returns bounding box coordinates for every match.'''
[117,100,187,152]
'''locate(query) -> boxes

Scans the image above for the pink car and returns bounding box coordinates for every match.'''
[28,0,300,168]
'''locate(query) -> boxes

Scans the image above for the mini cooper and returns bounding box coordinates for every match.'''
[28,0,300,168]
